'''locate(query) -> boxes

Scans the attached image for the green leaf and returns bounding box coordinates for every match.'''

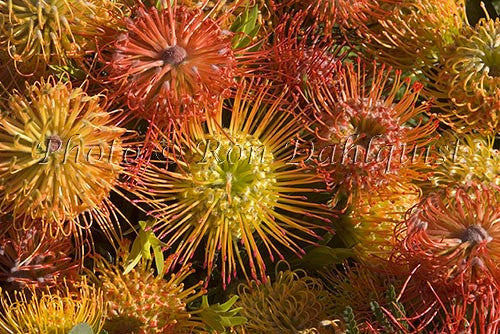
[230,5,261,49]
[69,323,94,334]
[198,296,247,333]
[343,306,359,334]
[296,246,354,270]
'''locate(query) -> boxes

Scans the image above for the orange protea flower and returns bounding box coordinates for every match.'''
[397,183,500,296]
[426,17,500,134]
[362,0,466,70]
[96,255,205,334]
[349,184,420,260]
[0,0,121,74]
[100,1,236,123]
[0,77,127,245]
[0,277,105,333]
[306,60,437,204]
[0,221,79,290]
[237,267,333,333]
[260,10,344,101]
[418,132,500,194]
[134,80,331,287]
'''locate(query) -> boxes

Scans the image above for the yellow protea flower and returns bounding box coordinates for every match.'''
[0,0,122,74]
[363,0,466,70]
[237,267,332,333]
[419,132,500,193]
[0,278,105,333]
[135,80,331,287]
[350,184,421,260]
[426,18,500,134]
[96,255,205,334]
[0,77,126,243]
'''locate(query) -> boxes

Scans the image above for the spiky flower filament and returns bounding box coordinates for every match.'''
[102,2,236,122]
[398,183,500,295]
[135,80,331,287]
[0,278,105,333]
[0,0,119,74]
[362,0,466,70]
[96,256,205,334]
[419,132,500,194]
[307,60,436,201]
[237,268,332,333]
[0,222,79,290]
[426,18,500,134]
[0,78,126,238]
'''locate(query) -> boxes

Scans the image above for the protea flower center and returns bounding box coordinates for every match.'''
[460,225,493,244]
[180,133,278,237]
[161,45,187,66]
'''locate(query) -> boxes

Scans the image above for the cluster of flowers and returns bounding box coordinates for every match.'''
[0,0,498,333]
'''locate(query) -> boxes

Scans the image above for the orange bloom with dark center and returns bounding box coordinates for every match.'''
[102,2,236,123]
[396,183,500,313]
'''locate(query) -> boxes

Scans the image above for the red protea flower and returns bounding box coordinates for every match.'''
[305,59,437,205]
[0,221,79,291]
[259,10,345,102]
[391,182,500,333]
[100,1,236,124]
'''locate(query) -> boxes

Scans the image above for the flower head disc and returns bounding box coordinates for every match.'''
[0,0,120,74]
[102,2,236,122]
[0,78,126,243]
[427,17,500,134]
[0,278,105,333]
[135,80,331,286]
[307,60,436,202]
[237,267,332,333]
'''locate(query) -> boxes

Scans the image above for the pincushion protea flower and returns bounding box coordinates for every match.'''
[0,0,120,74]
[426,17,500,134]
[418,132,500,194]
[0,221,79,290]
[0,277,105,333]
[395,183,500,310]
[362,0,466,70]
[349,184,420,260]
[0,77,126,244]
[96,255,205,334]
[237,268,332,333]
[307,60,437,205]
[134,80,331,287]
[100,1,236,124]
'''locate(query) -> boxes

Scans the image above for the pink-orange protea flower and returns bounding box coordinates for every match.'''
[425,17,500,134]
[0,77,128,247]
[0,221,79,291]
[259,10,344,102]
[100,1,236,124]
[134,80,332,287]
[305,60,437,205]
[361,0,466,70]
[394,182,500,326]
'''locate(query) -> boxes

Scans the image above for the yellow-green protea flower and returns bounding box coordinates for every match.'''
[419,132,500,193]
[96,255,205,334]
[0,278,105,333]
[0,77,126,243]
[237,267,332,333]
[349,184,421,260]
[426,18,500,134]
[0,0,121,74]
[362,0,466,70]
[135,80,331,287]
